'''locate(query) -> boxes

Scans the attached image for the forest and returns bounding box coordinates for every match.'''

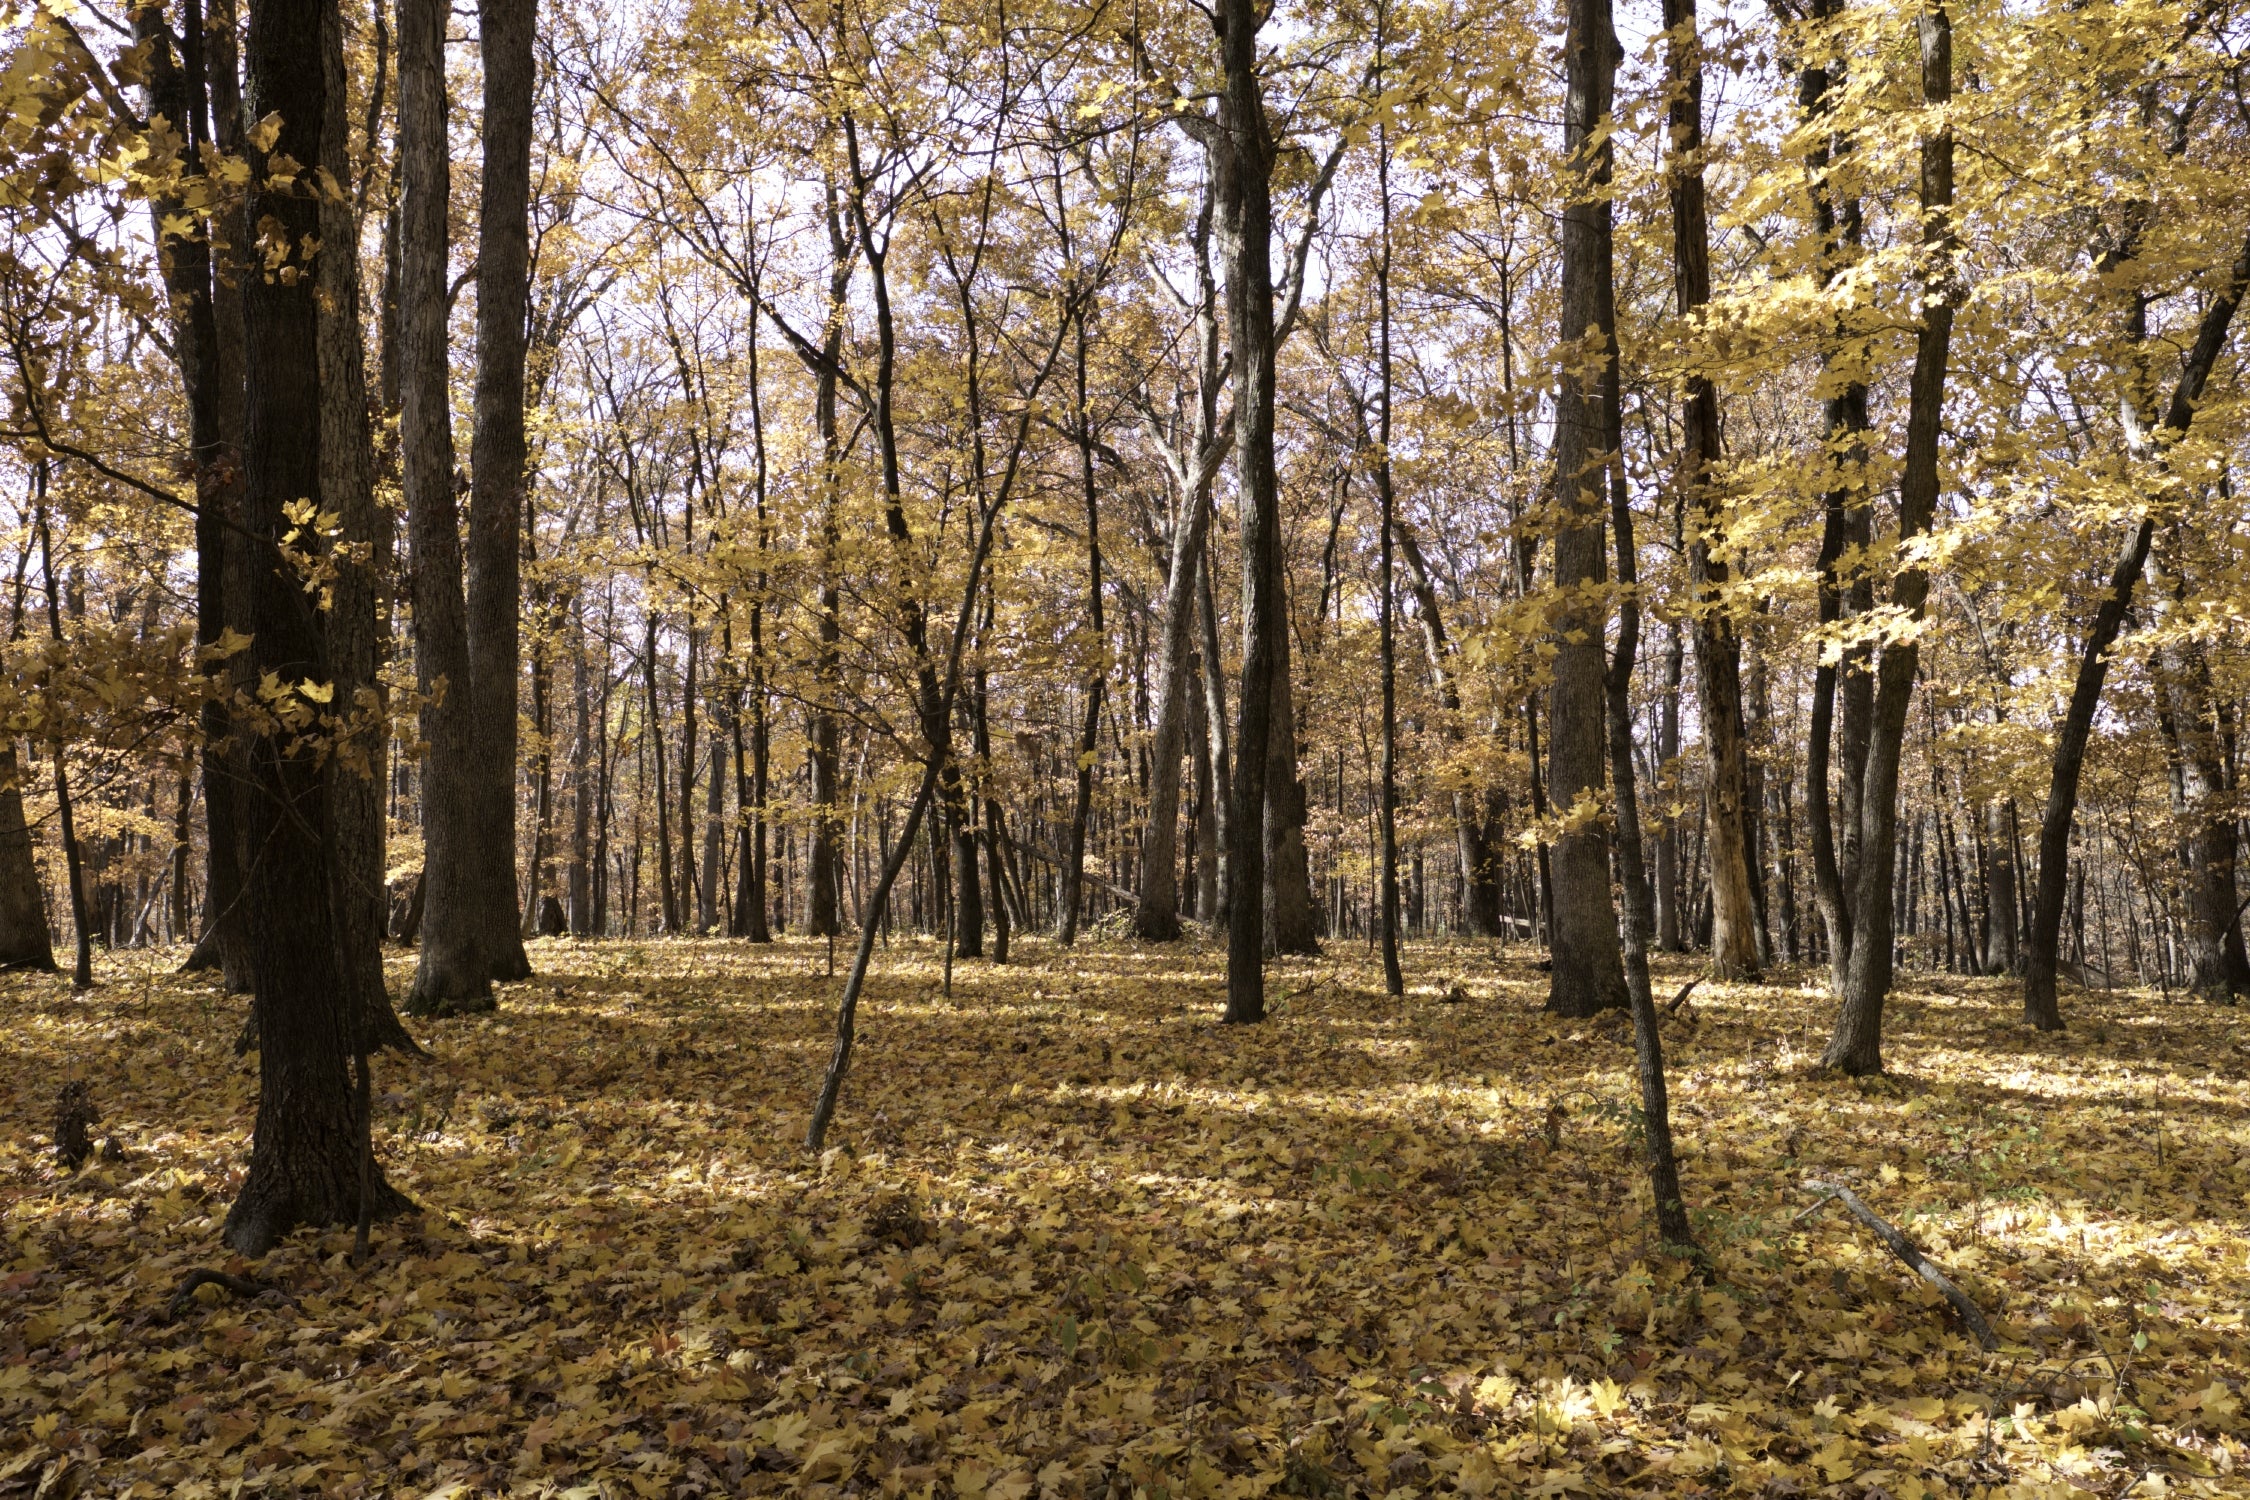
[3,0,2250,1491]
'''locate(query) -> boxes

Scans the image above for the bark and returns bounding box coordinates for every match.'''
[0,742,62,971]
[465,0,536,983]
[1543,0,1628,1018]
[225,0,410,1253]
[2153,555,2250,998]
[1667,0,1758,981]
[1656,619,1684,950]
[140,0,246,988]
[1607,438,1696,1252]
[568,598,593,934]
[318,0,415,1053]
[1132,196,1225,943]
[1374,103,1404,996]
[1822,4,1953,1074]
[1392,523,1501,936]
[1057,310,1105,948]
[1983,798,2017,973]
[1200,546,1233,923]
[1790,0,1873,997]
[2023,219,2250,1024]
[399,0,492,1014]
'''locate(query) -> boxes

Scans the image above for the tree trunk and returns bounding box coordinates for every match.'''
[1791,0,1873,998]
[317,0,415,1053]
[225,0,411,1253]
[568,598,593,935]
[465,0,536,982]
[1373,92,1403,996]
[2023,220,2250,1024]
[1822,3,1953,1074]
[1207,0,1281,1020]
[1656,619,1684,950]
[1665,0,1758,981]
[1544,0,1628,1018]
[0,645,59,967]
[401,0,491,1013]
[1200,547,1232,924]
[1607,425,1696,1252]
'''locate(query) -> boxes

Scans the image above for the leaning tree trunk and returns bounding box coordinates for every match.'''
[465,0,537,984]
[224,0,411,1255]
[399,0,490,1015]
[2022,219,2250,1025]
[1822,2,1953,1075]
[1543,0,1628,1018]
[1666,0,1759,981]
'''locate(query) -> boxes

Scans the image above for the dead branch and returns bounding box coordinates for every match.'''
[1802,1179,1999,1350]
[164,1269,293,1323]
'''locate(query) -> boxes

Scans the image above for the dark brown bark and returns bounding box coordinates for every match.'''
[1543,0,1628,1017]
[1822,3,1954,1074]
[1204,0,1283,1020]
[1665,0,1757,980]
[1373,89,1403,997]
[400,0,491,1013]
[225,0,410,1252]
[465,0,536,982]
[0,739,56,971]
[318,0,415,1054]
[1789,0,1873,997]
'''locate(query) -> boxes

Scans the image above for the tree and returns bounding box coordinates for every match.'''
[1542,0,1628,1019]
[1821,0,1955,1075]
[224,0,410,1255]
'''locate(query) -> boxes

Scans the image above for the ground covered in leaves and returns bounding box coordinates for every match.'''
[4,936,2248,1499]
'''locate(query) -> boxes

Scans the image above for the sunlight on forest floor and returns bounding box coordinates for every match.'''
[4,937,2247,1498]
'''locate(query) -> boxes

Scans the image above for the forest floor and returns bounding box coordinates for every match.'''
[3,935,2247,1499]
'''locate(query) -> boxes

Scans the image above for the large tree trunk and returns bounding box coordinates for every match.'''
[1543,0,1628,1018]
[224,0,410,1254]
[1822,3,1954,1075]
[1983,798,2017,973]
[141,0,246,989]
[0,742,53,970]
[465,0,536,982]
[1666,0,1759,981]
[400,0,491,1014]
[1207,0,1281,1021]
[318,0,415,1054]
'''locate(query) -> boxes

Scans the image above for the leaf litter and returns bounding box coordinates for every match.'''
[3,938,2246,1498]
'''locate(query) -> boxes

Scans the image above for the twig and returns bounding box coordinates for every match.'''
[1666,978,1702,1014]
[1802,1179,2000,1350]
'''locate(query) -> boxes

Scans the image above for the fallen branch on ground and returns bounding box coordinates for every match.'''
[164,1269,293,1323]
[1801,1178,1999,1350]
[1666,979,1701,1015]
